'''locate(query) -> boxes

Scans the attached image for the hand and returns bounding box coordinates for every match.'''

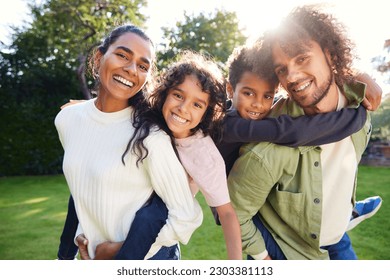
[94,241,123,260]
[75,234,91,260]
[263,254,272,260]
[60,99,86,110]
[356,72,382,111]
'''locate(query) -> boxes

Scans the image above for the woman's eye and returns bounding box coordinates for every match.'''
[116,53,127,59]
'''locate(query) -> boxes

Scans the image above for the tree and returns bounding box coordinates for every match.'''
[0,0,147,176]
[371,96,390,141]
[372,39,390,88]
[157,9,247,70]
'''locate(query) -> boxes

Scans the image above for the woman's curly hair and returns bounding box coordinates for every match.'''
[263,5,356,88]
[123,50,227,166]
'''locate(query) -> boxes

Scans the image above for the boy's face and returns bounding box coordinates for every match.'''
[228,71,276,120]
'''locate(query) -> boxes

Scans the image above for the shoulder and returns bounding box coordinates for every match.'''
[178,133,223,169]
[241,141,294,164]
[145,126,172,146]
[55,99,91,127]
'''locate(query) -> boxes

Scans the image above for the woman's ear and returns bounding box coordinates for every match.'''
[226,82,234,99]
[93,51,103,77]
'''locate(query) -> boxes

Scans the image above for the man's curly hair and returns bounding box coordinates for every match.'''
[263,5,356,88]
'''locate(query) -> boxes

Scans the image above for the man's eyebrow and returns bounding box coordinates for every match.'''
[116,46,151,65]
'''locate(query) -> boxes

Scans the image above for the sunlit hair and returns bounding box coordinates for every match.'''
[263,5,356,88]
[123,50,227,166]
[227,40,279,91]
[88,23,156,107]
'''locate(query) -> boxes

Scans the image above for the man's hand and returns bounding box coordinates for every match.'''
[94,241,123,260]
[356,72,383,111]
[75,234,91,260]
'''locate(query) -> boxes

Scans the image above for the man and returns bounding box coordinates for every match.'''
[228,5,382,260]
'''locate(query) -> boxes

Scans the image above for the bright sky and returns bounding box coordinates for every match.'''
[1,0,390,91]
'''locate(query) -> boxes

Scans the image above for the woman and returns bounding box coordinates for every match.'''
[55,24,202,260]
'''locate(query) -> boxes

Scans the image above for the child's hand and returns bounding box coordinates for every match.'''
[60,99,86,110]
[356,72,382,111]
[75,234,91,260]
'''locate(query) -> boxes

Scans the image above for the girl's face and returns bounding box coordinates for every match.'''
[162,74,210,139]
[96,32,154,111]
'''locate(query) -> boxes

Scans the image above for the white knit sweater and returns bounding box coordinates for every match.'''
[55,99,203,259]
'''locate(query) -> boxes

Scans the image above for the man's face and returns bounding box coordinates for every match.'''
[272,40,338,114]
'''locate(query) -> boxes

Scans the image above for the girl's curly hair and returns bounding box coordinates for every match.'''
[123,50,227,166]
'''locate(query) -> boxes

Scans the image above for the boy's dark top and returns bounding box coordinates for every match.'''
[218,101,367,175]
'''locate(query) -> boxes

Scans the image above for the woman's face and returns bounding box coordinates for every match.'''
[96,32,154,110]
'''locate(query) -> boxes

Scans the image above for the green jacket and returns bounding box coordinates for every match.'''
[228,82,372,259]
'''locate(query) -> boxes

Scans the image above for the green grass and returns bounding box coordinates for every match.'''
[0,166,389,260]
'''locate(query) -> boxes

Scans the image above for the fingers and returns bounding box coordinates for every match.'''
[60,99,85,110]
[361,97,373,111]
[76,234,91,260]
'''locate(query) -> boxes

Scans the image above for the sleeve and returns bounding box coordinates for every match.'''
[178,136,230,207]
[223,106,367,147]
[143,131,203,259]
[227,146,277,257]
[54,110,66,148]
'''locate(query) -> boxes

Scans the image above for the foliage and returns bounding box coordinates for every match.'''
[157,9,247,71]
[370,96,390,141]
[1,167,389,260]
[372,39,390,85]
[0,0,147,176]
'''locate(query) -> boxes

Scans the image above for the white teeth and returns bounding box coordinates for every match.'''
[295,81,311,92]
[172,113,187,124]
[248,111,261,116]
[114,75,134,87]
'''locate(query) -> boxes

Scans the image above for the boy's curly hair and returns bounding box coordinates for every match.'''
[227,41,279,91]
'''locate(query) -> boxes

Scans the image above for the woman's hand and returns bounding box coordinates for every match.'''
[75,234,91,260]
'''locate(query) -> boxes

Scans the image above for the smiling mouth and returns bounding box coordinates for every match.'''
[291,81,311,93]
[113,75,134,88]
[246,110,265,120]
[172,113,188,124]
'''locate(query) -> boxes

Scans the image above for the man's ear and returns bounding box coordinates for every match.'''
[226,82,234,99]
[324,48,335,71]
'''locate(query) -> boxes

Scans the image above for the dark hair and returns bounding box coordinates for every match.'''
[227,40,279,91]
[123,50,227,166]
[89,24,156,107]
[263,5,355,88]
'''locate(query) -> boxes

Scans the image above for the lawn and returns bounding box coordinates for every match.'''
[0,166,389,260]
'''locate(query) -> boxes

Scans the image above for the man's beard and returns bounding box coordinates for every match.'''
[293,67,334,109]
